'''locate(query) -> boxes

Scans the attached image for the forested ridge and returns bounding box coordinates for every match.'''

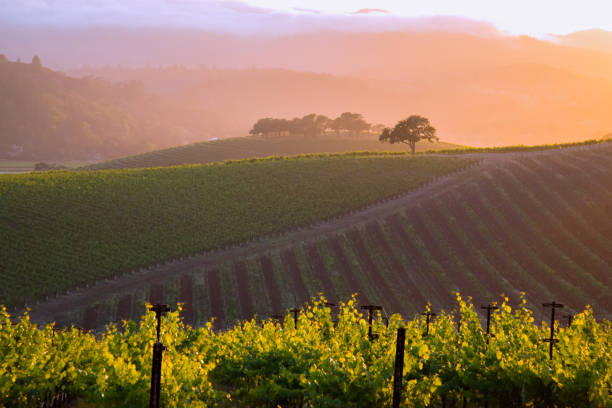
[0,56,182,161]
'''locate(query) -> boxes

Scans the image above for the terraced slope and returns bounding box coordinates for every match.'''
[26,142,612,329]
[82,136,460,170]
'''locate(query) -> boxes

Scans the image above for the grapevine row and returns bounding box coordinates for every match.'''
[1,296,610,407]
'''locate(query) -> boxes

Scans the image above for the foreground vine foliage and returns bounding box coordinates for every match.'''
[1,295,610,407]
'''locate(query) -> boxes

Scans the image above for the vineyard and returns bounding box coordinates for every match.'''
[2,140,612,407]
[20,141,612,332]
[81,135,460,170]
[0,153,472,307]
[79,135,612,172]
[1,296,610,407]
[431,137,612,155]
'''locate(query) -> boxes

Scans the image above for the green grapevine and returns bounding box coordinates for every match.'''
[0,294,609,407]
[0,154,474,307]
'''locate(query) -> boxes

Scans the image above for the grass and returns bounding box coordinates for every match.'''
[81,136,462,170]
[425,137,612,154]
[0,160,92,171]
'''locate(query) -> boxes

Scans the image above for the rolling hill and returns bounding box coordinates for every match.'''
[559,29,612,54]
[0,153,472,308]
[8,141,611,330]
[70,63,612,148]
[81,136,461,170]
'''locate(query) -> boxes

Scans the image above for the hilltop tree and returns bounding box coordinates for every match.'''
[379,115,438,154]
[249,118,290,138]
[31,55,41,69]
[371,123,386,134]
[332,112,370,137]
[289,114,331,138]
[314,114,332,137]
[250,112,372,139]
[250,114,331,138]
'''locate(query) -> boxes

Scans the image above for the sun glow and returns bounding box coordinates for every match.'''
[243,0,612,35]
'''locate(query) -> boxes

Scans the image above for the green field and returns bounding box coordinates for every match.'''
[0,161,38,168]
[0,160,91,173]
[0,153,474,307]
[82,136,462,170]
[80,134,612,173]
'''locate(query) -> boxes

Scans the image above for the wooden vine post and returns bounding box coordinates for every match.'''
[392,328,406,408]
[149,304,170,408]
[481,303,498,344]
[360,305,383,341]
[289,308,300,327]
[422,310,436,337]
[543,301,563,360]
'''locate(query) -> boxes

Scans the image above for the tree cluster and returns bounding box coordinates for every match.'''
[250,112,379,138]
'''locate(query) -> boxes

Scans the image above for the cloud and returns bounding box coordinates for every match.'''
[218,1,274,15]
[293,8,324,14]
[0,0,498,36]
[354,8,389,15]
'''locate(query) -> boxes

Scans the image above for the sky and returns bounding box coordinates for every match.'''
[1,0,612,36]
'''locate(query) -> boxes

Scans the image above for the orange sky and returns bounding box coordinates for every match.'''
[2,1,612,149]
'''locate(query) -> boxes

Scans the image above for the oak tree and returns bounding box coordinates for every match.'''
[379,115,437,154]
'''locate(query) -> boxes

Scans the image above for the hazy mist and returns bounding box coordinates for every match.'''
[2,7,612,158]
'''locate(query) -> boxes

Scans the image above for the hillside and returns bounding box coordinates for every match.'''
[0,56,186,161]
[19,27,612,83]
[6,28,612,159]
[14,141,612,330]
[82,136,461,170]
[0,154,472,308]
[559,29,612,54]
[70,63,612,148]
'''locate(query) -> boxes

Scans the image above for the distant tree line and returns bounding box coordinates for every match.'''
[250,113,385,138]
[0,55,183,161]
